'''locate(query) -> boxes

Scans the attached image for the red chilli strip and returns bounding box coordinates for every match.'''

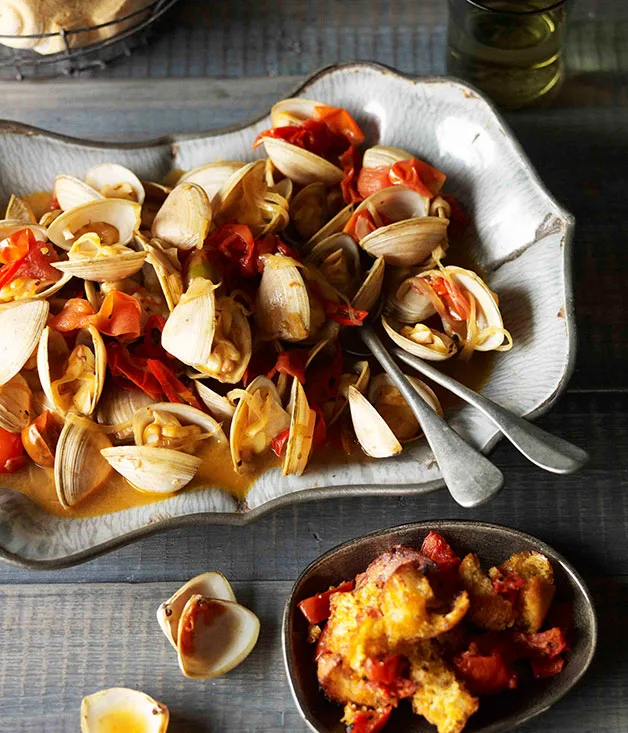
[308,280,368,326]
[146,359,203,409]
[143,315,169,360]
[106,343,163,401]
[340,145,363,205]
[270,428,290,458]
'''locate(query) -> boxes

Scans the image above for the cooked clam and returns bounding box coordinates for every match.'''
[347,385,402,458]
[80,687,169,733]
[382,316,457,361]
[37,325,107,416]
[5,195,36,223]
[323,360,370,426]
[305,203,354,251]
[0,374,32,433]
[229,375,290,473]
[282,377,316,476]
[85,163,146,204]
[55,414,113,508]
[179,161,246,203]
[151,183,212,251]
[101,446,202,494]
[306,233,361,299]
[254,254,310,342]
[289,182,342,242]
[157,571,236,650]
[53,175,103,212]
[136,234,183,311]
[51,232,147,282]
[132,402,225,452]
[47,198,141,250]
[0,299,49,385]
[176,594,260,679]
[95,386,155,442]
[385,271,438,324]
[368,373,442,442]
[194,381,236,424]
[261,136,344,187]
[352,255,385,313]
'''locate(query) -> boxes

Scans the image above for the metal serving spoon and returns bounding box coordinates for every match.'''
[392,348,589,474]
[356,324,504,508]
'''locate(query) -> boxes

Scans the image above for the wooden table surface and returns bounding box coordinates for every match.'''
[1,1,627,731]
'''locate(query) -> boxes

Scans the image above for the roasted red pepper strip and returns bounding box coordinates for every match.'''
[0,228,31,263]
[253,119,349,161]
[425,274,471,321]
[49,291,142,340]
[146,359,203,409]
[348,706,392,733]
[357,157,446,200]
[106,343,163,401]
[343,209,379,242]
[312,104,365,146]
[48,298,96,331]
[270,428,290,458]
[308,281,368,326]
[0,427,25,474]
[0,229,60,290]
[297,579,355,624]
[143,315,168,360]
[340,145,363,205]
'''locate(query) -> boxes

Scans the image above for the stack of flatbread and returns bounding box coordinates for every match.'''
[0,0,150,54]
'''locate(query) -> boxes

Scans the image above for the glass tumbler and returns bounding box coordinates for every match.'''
[446,0,568,108]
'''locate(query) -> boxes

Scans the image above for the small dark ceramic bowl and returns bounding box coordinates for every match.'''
[282,521,597,733]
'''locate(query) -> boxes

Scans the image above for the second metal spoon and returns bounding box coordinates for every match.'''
[359,325,504,508]
[392,348,589,474]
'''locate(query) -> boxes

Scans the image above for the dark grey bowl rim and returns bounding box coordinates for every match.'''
[0,62,577,570]
[282,520,597,733]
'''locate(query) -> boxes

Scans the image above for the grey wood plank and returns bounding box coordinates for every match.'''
[0,392,621,586]
[0,576,625,732]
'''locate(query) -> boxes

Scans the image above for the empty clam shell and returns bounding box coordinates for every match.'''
[157,571,236,650]
[368,372,442,442]
[0,299,49,385]
[5,195,36,223]
[282,377,316,477]
[382,315,457,361]
[360,216,449,267]
[0,374,32,433]
[347,384,402,458]
[53,175,103,212]
[101,445,202,494]
[161,278,217,367]
[55,414,113,508]
[179,161,246,203]
[261,136,344,187]
[85,163,145,204]
[151,182,212,251]
[47,198,141,250]
[80,687,169,733]
[270,97,321,127]
[385,271,438,324]
[176,594,260,679]
[194,381,236,424]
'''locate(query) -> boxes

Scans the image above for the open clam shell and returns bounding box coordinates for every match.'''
[347,384,402,459]
[352,255,385,313]
[151,182,212,251]
[101,445,202,494]
[191,296,252,384]
[382,315,457,362]
[0,299,49,385]
[306,233,361,299]
[51,233,147,282]
[368,372,443,443]
[254,255,310,342]
[0,374,32,433]
[0,220,48,243]
[80,687,169,733]
[37,325,107,417]
[5,195,37,223]
[157,571,236,650]
[132,402,226,449]
[136,234,183,311]
[95,386,155,442]
[55,414,113,508]
[289,182,340,242]
[385,271,438,324]
[85,163,145,204]
[47,198,141,250]
[260,136,344,187]
[362,144,411,169]
[179,161,247,203]
[53,175,103,212]
[194,381,236,424]
[270,97,321,127]
[325,360,370,426]
[305,203,354,252]
[176,594,260,679]
[229,375,290,473]
[282,377,316,477]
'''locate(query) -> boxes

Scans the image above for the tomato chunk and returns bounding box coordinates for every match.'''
[0,427,25,473]
[453,648,518,695]
[364,655,406,685]
[420,531,461,572]
[298,580,355,624]
[347,706,392,733]
[21,411,61,468]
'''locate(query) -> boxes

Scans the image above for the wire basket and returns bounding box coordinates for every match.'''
[0,0,180,79]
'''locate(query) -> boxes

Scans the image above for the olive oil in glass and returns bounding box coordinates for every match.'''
[447,0,567,108]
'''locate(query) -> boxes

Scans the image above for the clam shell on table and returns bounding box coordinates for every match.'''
[47,198,141,250]
[53,175,103,212]
[85,163,145,204]
[157,571,237,650]
[0,374,32,433]
[151,182,212,251]
[80,687,169,733]
[0,299,49,385]
[55,414,113,508]
[101,445,203,494]
[176,594,260,679]
[347,384,402,458]
[382,315,457,361]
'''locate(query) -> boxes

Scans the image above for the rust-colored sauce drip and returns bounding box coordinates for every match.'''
[179,596,227,656]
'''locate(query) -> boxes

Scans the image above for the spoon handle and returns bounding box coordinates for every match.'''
[360,326,504,508]
[392,348,589,474]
